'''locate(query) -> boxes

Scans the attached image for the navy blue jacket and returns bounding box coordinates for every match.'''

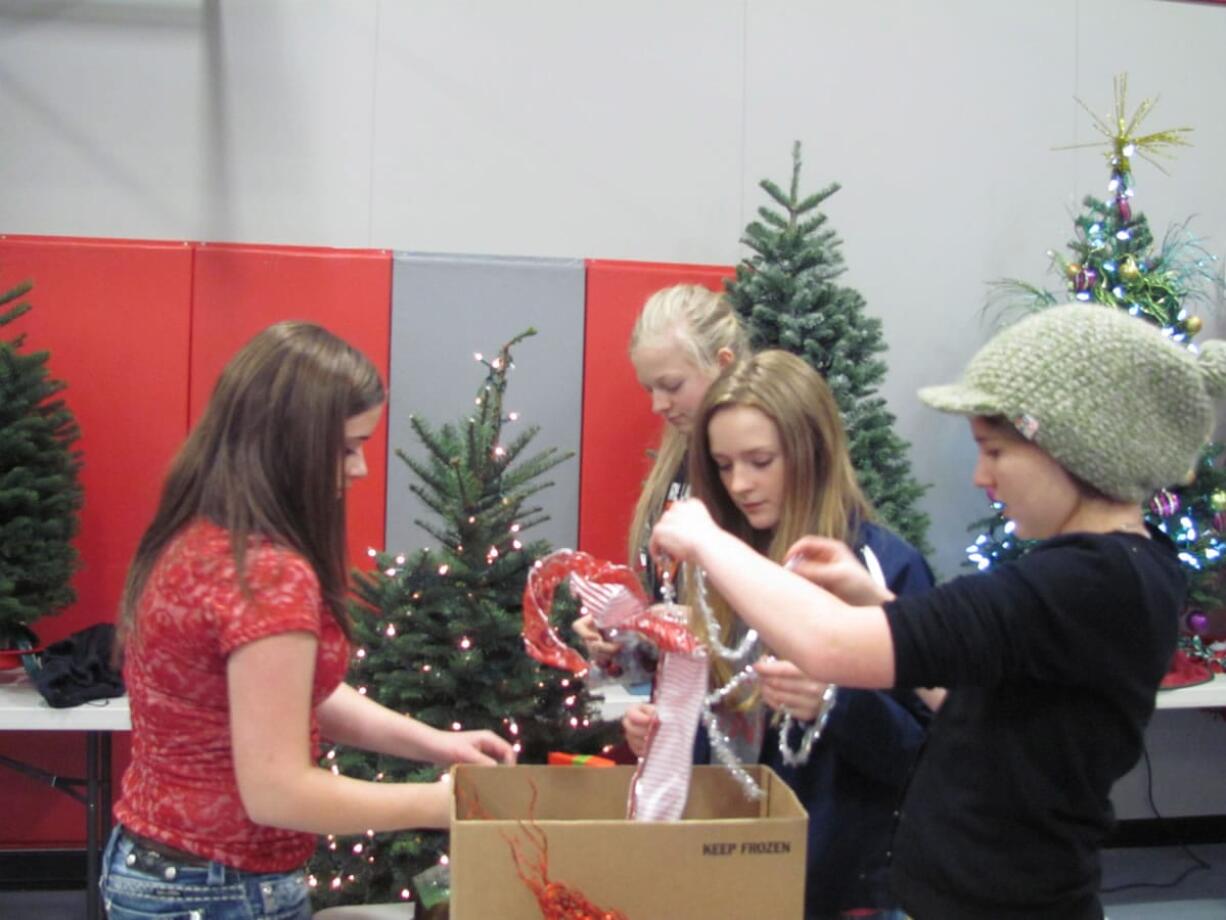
[696,522,934,920]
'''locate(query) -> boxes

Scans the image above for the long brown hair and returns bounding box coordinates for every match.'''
[625,284,750,569]
[687,350,872,689]
[116,321,384,650]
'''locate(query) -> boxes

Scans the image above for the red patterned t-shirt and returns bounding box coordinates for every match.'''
[115,519,350,872]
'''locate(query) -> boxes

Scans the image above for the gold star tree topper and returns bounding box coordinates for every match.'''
[1059,73,1193,175]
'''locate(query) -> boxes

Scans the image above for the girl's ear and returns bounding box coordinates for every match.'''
[716,347,736,369]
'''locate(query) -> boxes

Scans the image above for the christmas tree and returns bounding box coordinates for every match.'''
[308,329,614,910]
[0,280,83,653]
[726,143,932,555]
[973,77,1225,649]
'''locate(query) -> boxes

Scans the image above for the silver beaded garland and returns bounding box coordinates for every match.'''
[692,564,833,769]
[777,686,838,767]
[701,706,766,801]
[691,568,761,661]
[653,561,836,796]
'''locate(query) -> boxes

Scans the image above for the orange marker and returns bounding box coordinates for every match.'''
[547,751,616,767]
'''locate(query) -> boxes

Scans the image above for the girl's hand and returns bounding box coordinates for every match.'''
[621,702,658,758]
[573,613,621,667]
[784,536,894,606]
[755,656,830,721]
[649,499,719,564]
[432,729,517,766]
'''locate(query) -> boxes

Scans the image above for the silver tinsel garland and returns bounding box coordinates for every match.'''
[654,565,835,800]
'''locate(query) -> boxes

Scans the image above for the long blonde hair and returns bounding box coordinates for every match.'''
[626,284,750,571]
[117,322,385,651]
[687,350,872,690]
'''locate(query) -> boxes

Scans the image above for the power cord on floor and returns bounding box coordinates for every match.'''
[1100,743,1212,893]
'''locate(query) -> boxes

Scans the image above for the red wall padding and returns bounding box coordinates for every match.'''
[0,237,393,849]
[189,243,392,569]
[578,260,734,563]
[0,235,194,645]
[0,234,193,846]
[1,242,733,850]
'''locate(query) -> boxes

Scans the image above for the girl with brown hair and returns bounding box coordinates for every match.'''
[103,321,513,920]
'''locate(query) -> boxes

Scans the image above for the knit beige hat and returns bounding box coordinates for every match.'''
[919,303,1226,502]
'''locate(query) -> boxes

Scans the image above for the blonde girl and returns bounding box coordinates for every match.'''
[685,350,932,920]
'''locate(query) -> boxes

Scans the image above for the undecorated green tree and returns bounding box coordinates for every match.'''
[727,143,931,554]
[0,280,83,653]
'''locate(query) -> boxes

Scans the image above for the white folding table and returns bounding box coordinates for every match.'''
[0,671,130,920]
[0,669,1220,920]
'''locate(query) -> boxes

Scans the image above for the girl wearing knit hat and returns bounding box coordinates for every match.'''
[649,303,1226,920]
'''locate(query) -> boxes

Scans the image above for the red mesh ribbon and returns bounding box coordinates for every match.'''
[522,549,700,674]
[522,549,707,823]
[521,550,640,673]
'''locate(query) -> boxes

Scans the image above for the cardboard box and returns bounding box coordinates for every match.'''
[450,764,807,919]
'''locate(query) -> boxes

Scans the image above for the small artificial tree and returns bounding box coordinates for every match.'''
[0,280,83,654]
[726,143,932,555]
[308,329,614,910]
[974,76,1226,652]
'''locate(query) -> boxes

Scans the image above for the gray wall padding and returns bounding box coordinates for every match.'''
[386,253,584,556]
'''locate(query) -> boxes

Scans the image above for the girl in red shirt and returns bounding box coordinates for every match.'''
[102,321,514,920]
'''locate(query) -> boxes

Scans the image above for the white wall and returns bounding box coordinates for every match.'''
[3,0,1225,815]
[5,0,1225,579]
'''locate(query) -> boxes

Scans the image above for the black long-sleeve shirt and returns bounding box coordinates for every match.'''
[883,530,1183,920]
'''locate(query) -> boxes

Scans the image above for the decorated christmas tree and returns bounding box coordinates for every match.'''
[726,143,932,554]
[973,77,1225,652]
[308,329,614,911]
[0,280,83,655]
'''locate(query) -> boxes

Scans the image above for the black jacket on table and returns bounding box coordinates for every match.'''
[883,529,1184,920]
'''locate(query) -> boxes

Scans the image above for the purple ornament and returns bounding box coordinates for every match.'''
[1187,610,1210,636]
[1116,195,1132,223]
[1075,267,1098,293]
[1149,489,1180,517]
[1215,511,1226,532]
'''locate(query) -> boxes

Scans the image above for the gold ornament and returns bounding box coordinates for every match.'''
[1119,256,1140,282]
[1065,262,1082,280]
[1211,489,1226,512]
[1186,315,1203,335]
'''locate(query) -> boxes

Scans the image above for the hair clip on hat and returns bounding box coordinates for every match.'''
[1012,413,1040,441]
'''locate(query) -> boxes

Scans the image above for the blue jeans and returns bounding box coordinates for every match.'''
[100,826,312,919]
